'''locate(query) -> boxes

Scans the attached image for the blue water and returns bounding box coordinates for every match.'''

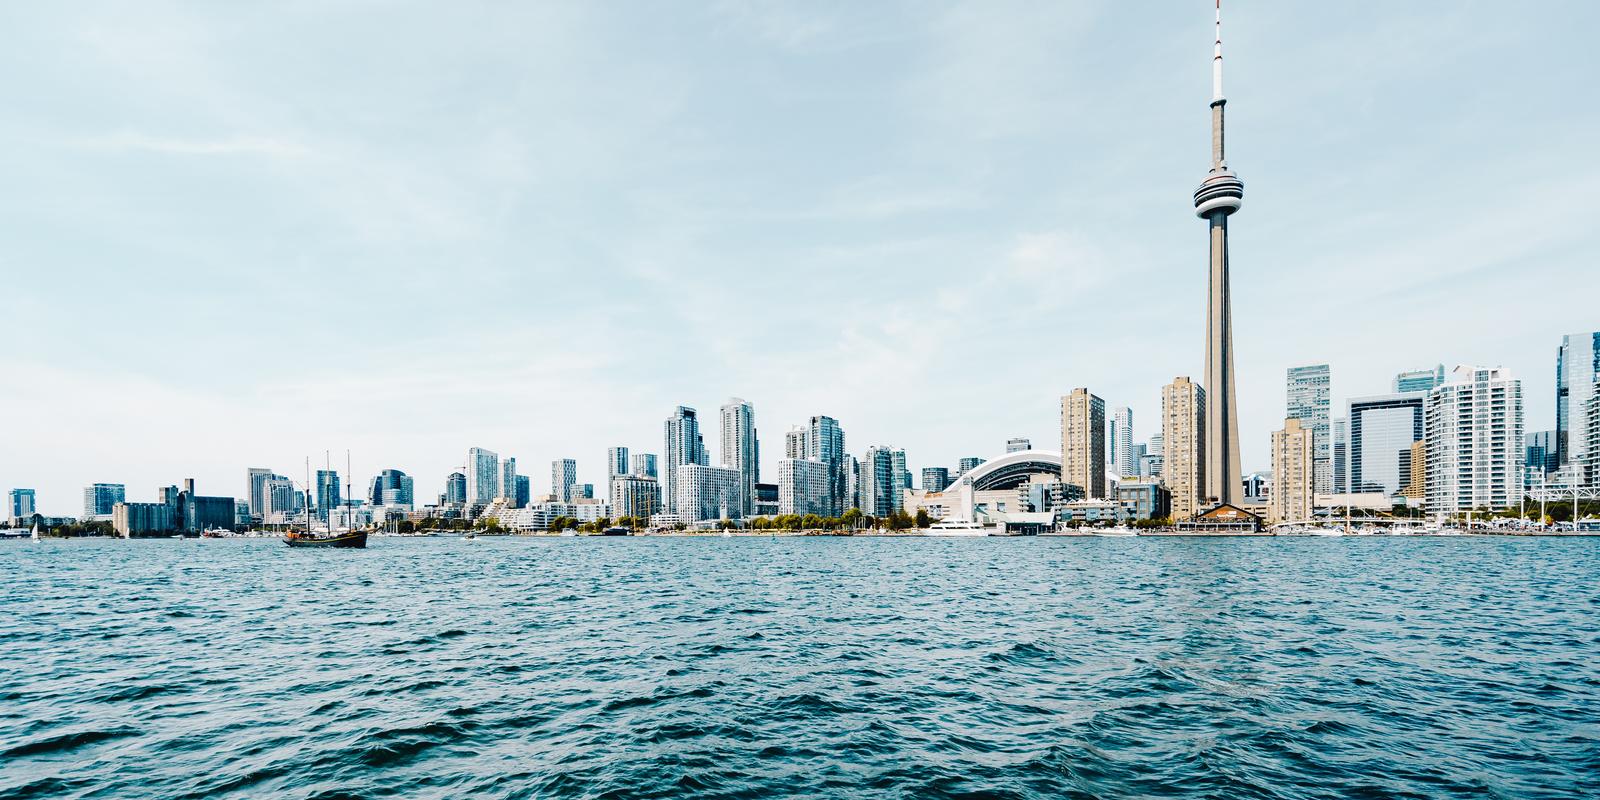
[3,537,1598,799]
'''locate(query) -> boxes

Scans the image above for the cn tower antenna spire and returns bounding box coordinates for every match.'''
[1213,0,1224,102]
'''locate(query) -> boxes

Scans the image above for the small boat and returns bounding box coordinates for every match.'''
[31,523,41,541]
[463,531,477,541]
[284,530,368,548]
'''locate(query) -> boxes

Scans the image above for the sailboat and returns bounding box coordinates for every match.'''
[284,454,368,549]
[30,522,41,541]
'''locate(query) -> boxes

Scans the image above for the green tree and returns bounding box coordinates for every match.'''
[914,509,932,528]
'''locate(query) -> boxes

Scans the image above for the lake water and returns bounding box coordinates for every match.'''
[3,536,1598,799]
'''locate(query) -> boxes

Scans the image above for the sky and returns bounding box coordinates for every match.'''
[3,1,1597,515]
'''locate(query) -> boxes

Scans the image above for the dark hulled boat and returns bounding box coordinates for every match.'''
[284,531,368,550]
[283,530,368,548]
[282,453,368,549]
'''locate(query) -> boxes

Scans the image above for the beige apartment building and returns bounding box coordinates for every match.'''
[1060,388,1106,499]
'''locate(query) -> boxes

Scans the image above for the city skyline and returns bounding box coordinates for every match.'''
[4,2,1598,514]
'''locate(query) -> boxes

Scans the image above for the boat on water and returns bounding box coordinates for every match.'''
[284,529,368,548]
[31,523,41,541]
[282,452,368,549]
[1092,526,1137,537]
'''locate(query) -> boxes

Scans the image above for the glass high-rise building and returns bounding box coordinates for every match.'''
[664,407,705,513]
[368,469,413,507]
[500,457,519,504]
[1109,407,1134,478]
[1331,417,1348,494]
[630,453,658,479]
[1286,364,1331,494]
[956,457,985,476]
[1526,430,1559,481]
[720,398,759,515]
[315,469,341,521]
[859,447,900,517]
[1347,393,1424,497]
[10,488,37,521]
[1557,332,1600,478]
[1394,365,1446,393]
[465,448,499,505]
[607,447,630,478]
[551,459,577,503]
[246,467,273,520]
[83,483,126,518]
[444,471,467,505]
[921,467,949,493]
[806,415,846,515]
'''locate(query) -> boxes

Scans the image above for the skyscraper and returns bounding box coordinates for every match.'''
[1162,377,1206,520]
[246,467,272,520]
[807,415,846,515]
[315,469,341,522]
[9,488,37,521]
[1331,417,1348,494]
[1347,393,1425,496]
[720,398,759,515]
[1195,3,1245,508]
[1394,365,1446,393]
[1526,430,1559,480]
[551,458,577,503]
[1061,388,1106,498]
[859,447,900,517]
[369,469,414,508]
[1110,407,1134,478]
[1556,332,1600,479]
[607,447,630,478]
[83,483,126,518]
[1269,418,1313,524]
[663,406,705,513]
[921,467,950,493]
[1426,367,1524,513]
[956,457,984,477]
[465,448,499,505]
[784,427,807,459]
[444,471,467,505]
[630,453,658,479]
[500,457,518,503]
[1286,364,1331,494]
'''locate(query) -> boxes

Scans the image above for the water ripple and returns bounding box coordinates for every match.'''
[2,537,1599,799]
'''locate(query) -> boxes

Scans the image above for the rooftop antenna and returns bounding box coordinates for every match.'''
[1212,0,1225,103]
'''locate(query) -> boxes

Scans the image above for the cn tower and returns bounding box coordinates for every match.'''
[1193,0,1244,507]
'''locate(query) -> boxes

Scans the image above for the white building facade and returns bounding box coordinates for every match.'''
[1425,366,1524,513]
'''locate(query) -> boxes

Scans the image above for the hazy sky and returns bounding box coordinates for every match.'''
[4,1,1597,515]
